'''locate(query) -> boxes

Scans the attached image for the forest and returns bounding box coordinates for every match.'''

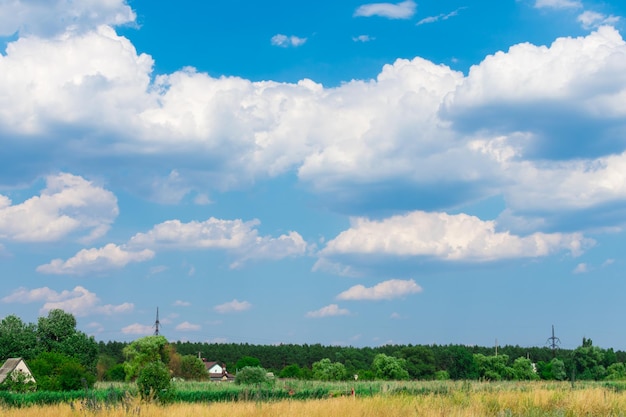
[3,309,626,392]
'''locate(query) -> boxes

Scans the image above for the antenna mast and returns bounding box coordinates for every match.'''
[546,325,561,356]
[154,307,161,336]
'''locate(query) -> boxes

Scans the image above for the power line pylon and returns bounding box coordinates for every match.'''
[546,325,561,356]
[154,307,161,336]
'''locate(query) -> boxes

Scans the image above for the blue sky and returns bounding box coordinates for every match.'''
[1,0,626,350]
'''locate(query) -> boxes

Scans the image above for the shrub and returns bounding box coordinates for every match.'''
[235,366,270,385]
[136,361,172,401]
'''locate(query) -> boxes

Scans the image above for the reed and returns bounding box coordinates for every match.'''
[3,381,626,416]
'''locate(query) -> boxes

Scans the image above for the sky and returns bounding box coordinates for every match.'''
[1,0,626,351]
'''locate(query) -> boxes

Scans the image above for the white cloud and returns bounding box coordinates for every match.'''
[173,300,191,307]
[417,7,466,25]
[175,321,201,331]
[271,34,307,48]
[573,263,589,274]
[337,279,422,301]
[214,299,251,314]
[1,19,626,238]
[534,0,582,9]
[353,35,374,42]
[2,286,133,317]
[577,11,620,30]
[305,304,350,318]
[129,218,308,267]
[36,244,154,275]
[354,1,416,19]
[322,211,592,262]
[0,0,136,37]
[128,218,262,249]
[122,323,154,335]
[0,173,118,243]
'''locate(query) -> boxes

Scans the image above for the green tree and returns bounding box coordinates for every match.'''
[372,354,409,380]
[572,339,606,380]
[474,354,514,381]
[236,356,261,370]
[397,346,436,379]
[312,358,347,381]
[606,362,626,380]
[29,351,95,391]
[279,363,304,379]
[136,361,172,401]
[0,315,39,360]
[179,355,208,380]
[235,366,271,385]
[36,310,98,373]
[123,335,170,381]
[512,357,539,380]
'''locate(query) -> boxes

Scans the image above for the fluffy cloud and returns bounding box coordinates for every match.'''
[214,299,252,314]
[2,17,626,236]
[305,304,350,318]
[354,1,416,19]
[337,279,422,300]
[121,323,153,335]
[129,218,308,266]
[175,321,201,331]
[271,34,307,47]
[2,286,133,317]
[321,211,591,262]
[0,0,136,37]
[0,173,118,243]
[36,244,154,275]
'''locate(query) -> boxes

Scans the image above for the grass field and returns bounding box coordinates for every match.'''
[2,380,626,416]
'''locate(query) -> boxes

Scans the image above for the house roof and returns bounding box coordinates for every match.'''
[0,358,31,384]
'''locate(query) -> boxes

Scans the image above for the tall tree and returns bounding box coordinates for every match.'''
[0,315,39,360]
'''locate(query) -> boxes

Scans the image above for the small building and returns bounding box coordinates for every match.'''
[202,360,235,382]
[0,358,36,386]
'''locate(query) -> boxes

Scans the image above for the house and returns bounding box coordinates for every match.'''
[0,358,36,386]
[202,360,235,382]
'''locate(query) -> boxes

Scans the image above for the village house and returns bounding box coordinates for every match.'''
[202,360,235,381]
[0,358,36,387]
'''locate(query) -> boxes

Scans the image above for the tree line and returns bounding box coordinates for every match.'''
[3,310,626,392]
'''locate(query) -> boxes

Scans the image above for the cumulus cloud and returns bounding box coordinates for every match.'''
[573,263,589,274]
[129,217,308,267]
[305,304,350,318]
[37,244,154,275]
[214,299,251,314]
[175,321,201,331]
[2,286,133,317]
[271,34,307,47]
[337,279,422,300]
[0,173,118,243]
[0,0,136,37]
[122,323,154,335]
[534,0,582,9]
[354,1,416,19]
[321,211,592,262]
[1,15,626,241]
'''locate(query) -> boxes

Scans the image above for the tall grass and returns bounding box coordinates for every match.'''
[3,384,626,417]
[3,381,626,416]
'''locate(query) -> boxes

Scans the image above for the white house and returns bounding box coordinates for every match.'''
[0,358,36,386]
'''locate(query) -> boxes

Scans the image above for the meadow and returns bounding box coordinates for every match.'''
[3,380,626,416]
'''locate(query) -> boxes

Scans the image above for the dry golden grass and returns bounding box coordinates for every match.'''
[3,382,626,417]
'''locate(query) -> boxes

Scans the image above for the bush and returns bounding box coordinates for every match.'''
[136,361,172,401]
[235,366,270,385]
[29,352,95,391]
